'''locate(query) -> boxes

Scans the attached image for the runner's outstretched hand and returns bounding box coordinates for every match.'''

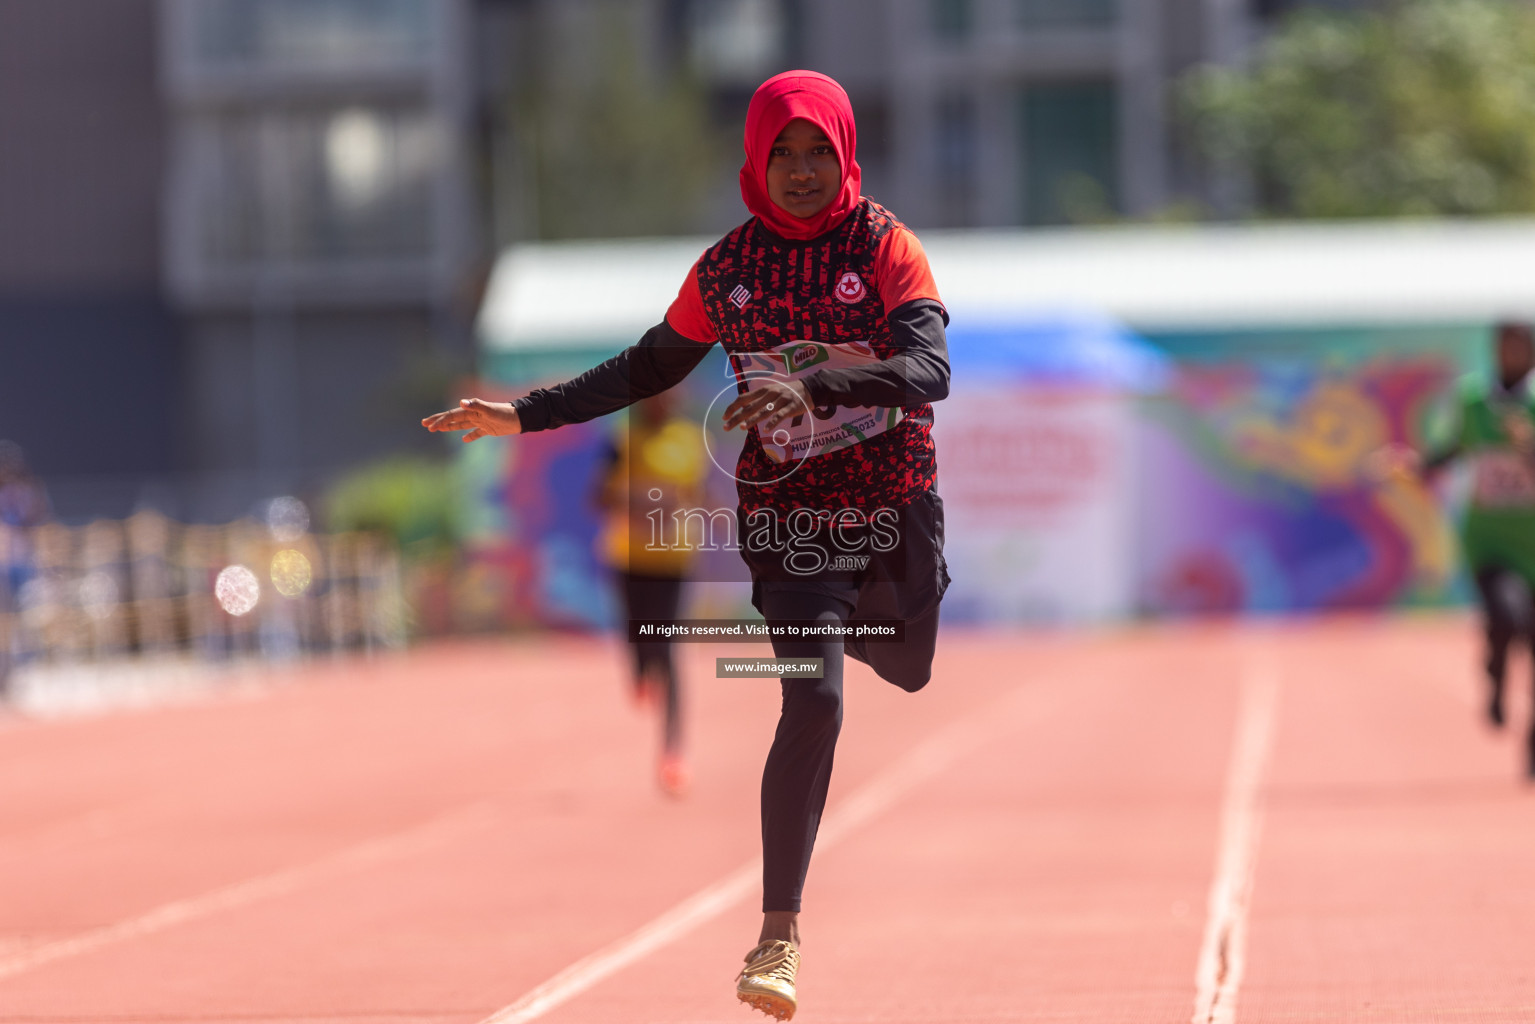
[421,398,521,442]
[1362,442,1422,484]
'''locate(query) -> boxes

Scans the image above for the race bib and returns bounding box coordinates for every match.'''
[731,340,904,464]
[1472,450,1535,508]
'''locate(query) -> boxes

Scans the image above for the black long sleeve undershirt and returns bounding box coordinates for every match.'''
[512,298,951,433]
[512,320,712,433]
[801,299,949,409]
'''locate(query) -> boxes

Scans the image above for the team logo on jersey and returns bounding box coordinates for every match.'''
[834,272,866,305]
[729,285,752,310]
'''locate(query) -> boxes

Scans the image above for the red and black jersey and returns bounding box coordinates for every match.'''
[665,198,945,516]
[511,197,949,517]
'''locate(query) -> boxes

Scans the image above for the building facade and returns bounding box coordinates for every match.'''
[0,0,181,493]
[159,0,479,507]
[0,0,1365,519]
[791,0,1270,228]
[658,0,1376,229]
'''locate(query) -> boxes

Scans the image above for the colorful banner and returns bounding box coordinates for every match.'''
[1134,326,1484,615]
[455,351,749,630]
[935,386,1137,623]
[459,323,1493,627]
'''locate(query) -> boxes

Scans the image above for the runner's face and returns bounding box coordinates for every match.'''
[1498,330,1534,382]
[766,119,841,220]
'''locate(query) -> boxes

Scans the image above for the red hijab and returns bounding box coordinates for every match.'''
[739,70,863,241]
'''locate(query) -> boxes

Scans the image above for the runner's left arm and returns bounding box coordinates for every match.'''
[800,299,949,408]
[798,226,949,409]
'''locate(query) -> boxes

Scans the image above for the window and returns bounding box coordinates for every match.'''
[189,0,435,71]
[935,93,976,225]
[1253,0,1370,18]
[1019,82,1118,225]
[687,0,786,84]
[1017,0,1117,29]
[188,106,438,264]
[931,0,972,41]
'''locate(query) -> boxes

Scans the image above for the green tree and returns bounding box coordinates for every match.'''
[1185,0,1535,218]
[325,457,458,555]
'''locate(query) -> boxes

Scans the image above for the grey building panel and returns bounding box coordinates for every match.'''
[799,0,891,93]
[0,0,1333,506]
[0,295,182,478]
[184,315,263,474]
[818,0,1280,227]
[160,0,476,312]
[0,0,166,293]
[1117,0,1169,217]
[0,0,183,487]
[182,308,443,480]
[157,0,479,511]
[286,309,449,473]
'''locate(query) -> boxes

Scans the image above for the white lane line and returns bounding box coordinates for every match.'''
[0,803,496,983]
[479,683,1054,1024]
[1191,662,1281,1024]
[480,859,762,1024]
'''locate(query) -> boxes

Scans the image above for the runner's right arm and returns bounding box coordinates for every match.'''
[1419,382,1476,478]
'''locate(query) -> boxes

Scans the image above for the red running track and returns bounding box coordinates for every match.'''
[0,614,1532,1023]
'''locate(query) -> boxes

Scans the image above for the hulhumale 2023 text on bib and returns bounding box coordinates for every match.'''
[731,340,903,464]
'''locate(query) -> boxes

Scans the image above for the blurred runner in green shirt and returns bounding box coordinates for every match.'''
[1379,322,1535,771]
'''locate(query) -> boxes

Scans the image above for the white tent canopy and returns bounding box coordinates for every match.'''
[477,218,1535,352]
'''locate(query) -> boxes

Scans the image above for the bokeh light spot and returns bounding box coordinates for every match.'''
[215,565,261,616]
[271,549,313,598]
[79,571,120,621]
[265,496,310,543]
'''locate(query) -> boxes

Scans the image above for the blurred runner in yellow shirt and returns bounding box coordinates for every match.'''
[593,391,707,796]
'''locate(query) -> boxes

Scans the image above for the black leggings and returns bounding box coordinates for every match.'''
[1474,565,1531,699]
[758,585,940,913]
[618,571,684,753]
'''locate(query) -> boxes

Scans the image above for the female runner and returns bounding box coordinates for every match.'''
[424,70,950,1020]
